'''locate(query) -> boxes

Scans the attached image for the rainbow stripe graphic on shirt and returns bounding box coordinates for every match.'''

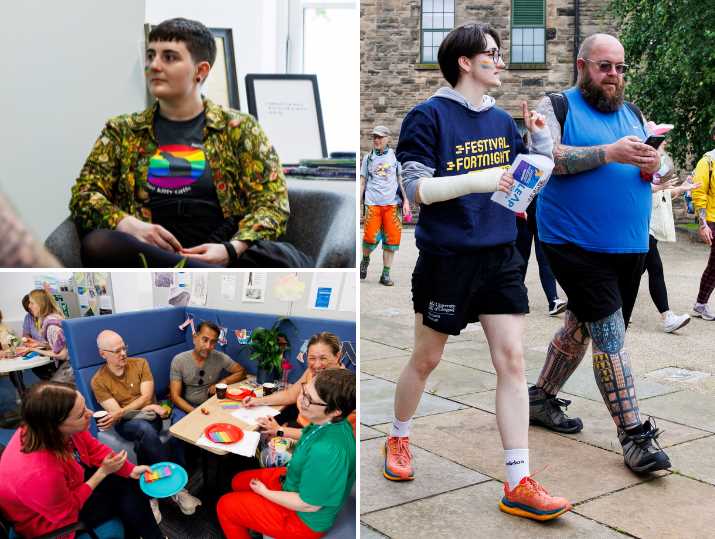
[147,144,205,189]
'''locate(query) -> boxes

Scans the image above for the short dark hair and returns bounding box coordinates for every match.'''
[314,368,355,423]
[22,294,31,314]
[148,17,217,66]
[21,382,78,455]
[196,320,220,337]
[438,23,502,87]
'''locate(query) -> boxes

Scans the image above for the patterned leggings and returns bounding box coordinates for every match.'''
[697,222,715,304]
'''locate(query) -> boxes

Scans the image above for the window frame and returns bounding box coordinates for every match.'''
[419,0,456,65]
[509,0,547,70]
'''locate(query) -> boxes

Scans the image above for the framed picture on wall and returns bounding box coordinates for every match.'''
[143,25,240,110]
[245,74,328,165]
[205,28,240,110]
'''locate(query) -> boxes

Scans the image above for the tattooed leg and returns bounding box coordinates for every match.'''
[536,310,590,395]
[587,309,641,429]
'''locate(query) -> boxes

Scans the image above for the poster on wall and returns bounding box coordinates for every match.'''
[221,274,237,300]
[338,274,356,312]
[307,273,342,310]
[189,272,209,306]
[273,273,305,302]
[242,272,267,303]
[168,272,191,306]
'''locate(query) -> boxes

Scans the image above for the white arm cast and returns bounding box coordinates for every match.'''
[417,167,504,205]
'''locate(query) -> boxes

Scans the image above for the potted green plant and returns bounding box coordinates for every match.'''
[248,317,297,384]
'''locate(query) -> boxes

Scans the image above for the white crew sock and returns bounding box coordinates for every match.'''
[390,417,411,437]
[504,448,530,490]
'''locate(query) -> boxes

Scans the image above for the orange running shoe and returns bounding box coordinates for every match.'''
[383,436,414,481]
[499,476,571,521]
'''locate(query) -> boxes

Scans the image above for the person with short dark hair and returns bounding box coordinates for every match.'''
[169,320,246,421]
[386,22,570,520]
[530,33,670,473]
[0,382,163,539]
[69,17,306,268]
[217,369,355,539]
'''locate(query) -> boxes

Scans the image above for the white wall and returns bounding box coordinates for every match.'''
[111,272,154,313]
[0,1,148,241]
[145,0,285,112]
[0,272,74,333]
[152,271,356,321]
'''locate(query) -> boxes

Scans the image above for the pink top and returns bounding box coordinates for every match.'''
[0,428,135,538]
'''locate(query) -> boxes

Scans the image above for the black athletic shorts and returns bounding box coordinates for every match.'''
[412,243,529,336]
[542,242,646,325]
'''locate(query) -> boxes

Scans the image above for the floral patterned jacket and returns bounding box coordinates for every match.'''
[69,98,289,243]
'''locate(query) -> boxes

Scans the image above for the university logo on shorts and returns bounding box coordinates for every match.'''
[426,300,456,322]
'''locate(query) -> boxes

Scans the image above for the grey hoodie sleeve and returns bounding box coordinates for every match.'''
[528,127,553,160]
[402,161,436,204]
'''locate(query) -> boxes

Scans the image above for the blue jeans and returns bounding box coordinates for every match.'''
[114,416,184,467]
[171,406,188,425]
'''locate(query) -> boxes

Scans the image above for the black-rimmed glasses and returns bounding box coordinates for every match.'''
[478,47,503,65]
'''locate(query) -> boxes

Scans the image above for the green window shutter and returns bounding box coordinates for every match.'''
[512,0,545,27]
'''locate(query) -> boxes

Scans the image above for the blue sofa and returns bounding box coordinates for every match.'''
[63,306,355,447]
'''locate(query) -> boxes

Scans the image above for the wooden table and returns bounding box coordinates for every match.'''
[169,381,281,456]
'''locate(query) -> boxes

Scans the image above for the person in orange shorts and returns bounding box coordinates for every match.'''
[360,125,410,286]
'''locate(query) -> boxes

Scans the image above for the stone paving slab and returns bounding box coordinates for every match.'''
[374,407,660,504]
[663,435,715,485]
[360,378,466,426]
[360,339,411,361]
[362,482,626,538]
[360,424,385,441]
[632,390,715,433]
[450,391,709,452]
[360,437,490,514]
[360,524,388,538]
[576,473,715,538]
[361,356,497,397]
[525,362,682,402]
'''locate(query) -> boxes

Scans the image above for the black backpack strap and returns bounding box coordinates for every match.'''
[625,101,645,127]
[547,92,568,135]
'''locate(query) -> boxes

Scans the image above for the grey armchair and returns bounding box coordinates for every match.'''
[45,179,356,268]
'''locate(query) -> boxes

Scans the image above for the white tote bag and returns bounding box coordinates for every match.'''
[650,190,676,242]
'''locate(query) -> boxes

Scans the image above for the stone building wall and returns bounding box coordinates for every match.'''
[360,0,618,156]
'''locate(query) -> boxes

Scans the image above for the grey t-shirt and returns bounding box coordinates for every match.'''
[361,148,402,206]
[170,349,236,406]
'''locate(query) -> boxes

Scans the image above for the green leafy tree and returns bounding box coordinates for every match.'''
[610,0,715,168]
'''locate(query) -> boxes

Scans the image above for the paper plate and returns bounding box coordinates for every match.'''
[139,462,187,498]
[204,422,244,444]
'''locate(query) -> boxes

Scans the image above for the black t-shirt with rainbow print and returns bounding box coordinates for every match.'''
[147,109,228,247]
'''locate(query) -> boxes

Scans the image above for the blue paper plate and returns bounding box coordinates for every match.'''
[139,462,188,498]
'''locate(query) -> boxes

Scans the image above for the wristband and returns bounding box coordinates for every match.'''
[222,241,239,266]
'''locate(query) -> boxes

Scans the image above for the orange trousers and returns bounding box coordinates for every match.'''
[216,467,324,539]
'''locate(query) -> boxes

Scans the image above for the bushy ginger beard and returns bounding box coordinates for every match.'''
[579,67,625,112]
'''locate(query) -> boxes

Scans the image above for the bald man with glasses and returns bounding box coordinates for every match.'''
[529,33,671,473]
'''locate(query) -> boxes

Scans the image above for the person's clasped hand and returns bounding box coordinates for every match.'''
[605,136,660,173]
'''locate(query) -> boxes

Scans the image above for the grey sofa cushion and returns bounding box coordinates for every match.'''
[44,180,355,268]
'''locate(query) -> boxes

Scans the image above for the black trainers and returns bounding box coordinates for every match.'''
[618,418,671,473]
[360,258,369,279]
[379,274,394,286]
[529,386,583,433]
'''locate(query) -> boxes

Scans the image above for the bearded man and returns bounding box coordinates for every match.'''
[527,33,672,473]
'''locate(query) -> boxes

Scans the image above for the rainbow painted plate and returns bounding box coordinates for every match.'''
[204,422,244,444]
